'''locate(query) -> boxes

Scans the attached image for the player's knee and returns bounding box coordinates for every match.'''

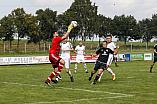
[60,59,65,64]
[66,68,69,72]
[98,69,103,74]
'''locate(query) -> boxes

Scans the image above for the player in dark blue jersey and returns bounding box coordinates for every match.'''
[89,41,120,84]
[150,44,157,73]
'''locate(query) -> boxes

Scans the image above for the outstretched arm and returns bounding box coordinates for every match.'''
[61,25,74,40]
[90,53,98,57]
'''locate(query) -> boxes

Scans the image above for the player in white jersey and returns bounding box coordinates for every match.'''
[60,39,74,82]
[98,35,120,81]
[74,41,88,73]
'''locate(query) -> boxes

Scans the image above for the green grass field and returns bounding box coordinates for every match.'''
[0,61,157,104]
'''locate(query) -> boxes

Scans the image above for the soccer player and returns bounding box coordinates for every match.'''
[89,41,120,84]
[45,24,74,87]
[150,44,157,73]
[74,41,88,73]
[60,38,74,82]
[98,35,120,81]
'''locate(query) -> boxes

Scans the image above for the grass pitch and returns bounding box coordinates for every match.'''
[0,61,157,104]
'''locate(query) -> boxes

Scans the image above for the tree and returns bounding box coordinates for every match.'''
[113,15,141,46]
[11,8,27,49]
[0,15,15,50]
[26,14,41,45]
[57,11,79,43]
[139,18,153,46]
[151,14,157,37]
[36,8,58,50]
[0,25,6,39]
[68,0,98,46]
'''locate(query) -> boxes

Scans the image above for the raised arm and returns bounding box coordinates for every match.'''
[61,25,74,40]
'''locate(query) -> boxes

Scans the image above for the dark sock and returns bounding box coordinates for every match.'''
[90,72,94,78]
[94,74,100,82]
[150,65,153,69]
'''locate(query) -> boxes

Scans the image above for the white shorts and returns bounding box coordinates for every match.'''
[76,55,85,63]
[107,54,113,66]
[62,58,70,69]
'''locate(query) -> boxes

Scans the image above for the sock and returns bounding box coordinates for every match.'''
[67,70,72,77]
[99,71,104,80]
[94,74,100,82]
[150,65,153,69]
[115,62,117,66]
[83,63,87,71]
[56,72,61,77]
[57,63,64,76]
[75,64,78,70]
[90,72,95,78]
[107,67,114,75]
[47,71,56,82]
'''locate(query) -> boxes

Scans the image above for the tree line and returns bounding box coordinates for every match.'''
[0,0,157,51]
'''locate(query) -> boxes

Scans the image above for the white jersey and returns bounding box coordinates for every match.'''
[107,42,116,51]
[75,45,85,56]
[61,42,73,59]
[107,42,116,65]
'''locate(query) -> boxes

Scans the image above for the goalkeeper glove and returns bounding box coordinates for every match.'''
[67,24,74,32]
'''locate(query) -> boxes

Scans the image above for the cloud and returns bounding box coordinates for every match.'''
[92,0,157,20]
[32,0,73,6]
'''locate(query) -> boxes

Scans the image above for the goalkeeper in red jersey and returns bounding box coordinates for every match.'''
[45,24,74,87]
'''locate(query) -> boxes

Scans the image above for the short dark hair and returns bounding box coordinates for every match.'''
[103,41,107,43]
[51,31,57,35]
[107,35,112,38]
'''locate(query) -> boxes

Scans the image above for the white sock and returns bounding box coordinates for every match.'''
[99,71,104,80]
[107,67,114,75]
[75,64,77,70]
[68,70,72,77]
[83,63,87,71]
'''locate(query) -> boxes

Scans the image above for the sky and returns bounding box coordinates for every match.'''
[1,0,157,21]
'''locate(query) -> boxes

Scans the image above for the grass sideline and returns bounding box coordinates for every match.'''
[0,61,157,104]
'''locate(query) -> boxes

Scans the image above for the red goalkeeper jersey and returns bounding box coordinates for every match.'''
[49,37,62,56]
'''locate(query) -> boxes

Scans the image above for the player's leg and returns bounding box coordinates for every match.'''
[150,57,156,73]
[74,62,78,74]
[106,65,115,80]
[150,63,154,73]
[98,54,113,81]
[45,54,59,87]
[45,66,58,87]
[97,71,103,82]
[92,69,103,84]
[83,62,88,73]
[65,58,74,82]
[56,59,65,81]
[114,57,118,67]
[89,61,99,81]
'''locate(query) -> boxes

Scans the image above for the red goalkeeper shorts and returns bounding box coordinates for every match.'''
[49,53,61,68]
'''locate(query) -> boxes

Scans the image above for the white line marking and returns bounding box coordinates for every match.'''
[127,77,134,78]
[140,70,148,71]
[2,82,134,104]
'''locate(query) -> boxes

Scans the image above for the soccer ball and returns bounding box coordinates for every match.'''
[71,21,77,27]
